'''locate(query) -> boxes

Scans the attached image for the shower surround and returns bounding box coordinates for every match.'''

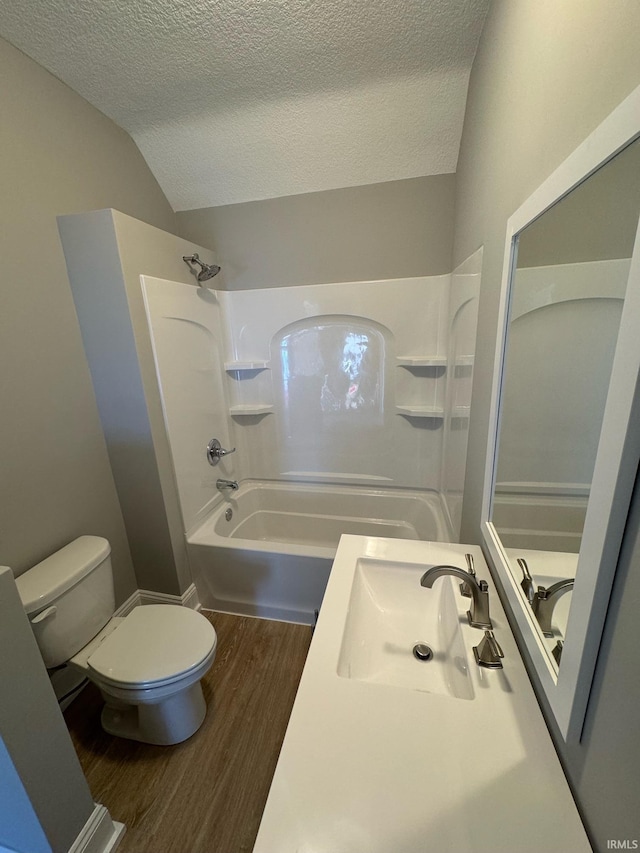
[59,209,479,621]
[142,269,479,620]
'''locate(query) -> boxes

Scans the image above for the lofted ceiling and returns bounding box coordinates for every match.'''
[0,0,490,210]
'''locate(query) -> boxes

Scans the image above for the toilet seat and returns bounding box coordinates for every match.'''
[86,605,217,689]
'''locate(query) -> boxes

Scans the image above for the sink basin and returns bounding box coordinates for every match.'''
[337,558,474,699]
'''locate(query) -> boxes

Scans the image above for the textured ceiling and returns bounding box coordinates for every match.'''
[0,0,490,210]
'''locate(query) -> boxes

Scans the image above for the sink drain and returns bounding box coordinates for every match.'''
[413,643,434,661]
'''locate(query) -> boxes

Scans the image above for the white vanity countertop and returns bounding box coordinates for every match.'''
[253,536,591,853]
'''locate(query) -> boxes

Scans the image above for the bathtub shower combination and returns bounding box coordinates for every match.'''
[142,264,481,623]
[187,481,450,622]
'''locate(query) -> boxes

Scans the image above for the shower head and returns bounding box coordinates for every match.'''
[183,253,221,283]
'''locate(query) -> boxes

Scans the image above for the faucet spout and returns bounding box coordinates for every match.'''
[216,478,238,491]
[532,578,574,637]
[420,564,492,630]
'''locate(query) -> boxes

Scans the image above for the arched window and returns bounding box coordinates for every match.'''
[278,318,384,427]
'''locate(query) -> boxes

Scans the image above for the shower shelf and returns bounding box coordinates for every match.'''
[396,356,447,368]
[224,360,270,372]
[452,406,471,418]
[395,405,444,418]
[229,404,274,416]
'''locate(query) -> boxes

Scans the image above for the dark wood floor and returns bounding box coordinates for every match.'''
[64,611,312,853]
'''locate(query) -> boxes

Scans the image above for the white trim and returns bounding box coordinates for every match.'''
[68,804,125,853]
[138,583,201,610]
[113,584,201,617]
[112,590,141,618]
[481,83,640,743]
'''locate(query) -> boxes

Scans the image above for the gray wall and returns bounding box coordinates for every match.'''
[453,2,640,849]
[517,137,640,268]
[0,37,180,851]
[59,209,218,596]
[176,174,455,289]
[0,568,95,852]
[0,36,177,603]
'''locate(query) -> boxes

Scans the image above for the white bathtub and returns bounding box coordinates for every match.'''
[187,480,452,624]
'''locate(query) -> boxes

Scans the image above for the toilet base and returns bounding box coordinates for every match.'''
[100,681,207,745]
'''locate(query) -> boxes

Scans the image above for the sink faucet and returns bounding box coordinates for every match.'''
[516,557,536,606]
[216,478,238,491]
[532,578,574,637]
[420,564,492,629]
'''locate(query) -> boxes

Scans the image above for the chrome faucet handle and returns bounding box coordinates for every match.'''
[459,553,476,598]
[473,630,504,669]
[206,438,236,465]
[516,558,535,605]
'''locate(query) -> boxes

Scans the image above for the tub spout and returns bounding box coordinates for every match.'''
[420,564,492,630]
[216,478,238,491]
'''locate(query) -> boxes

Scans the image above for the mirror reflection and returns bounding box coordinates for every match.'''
[491,138,640,660]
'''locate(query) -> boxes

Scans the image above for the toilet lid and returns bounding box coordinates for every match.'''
[87,605,216,687]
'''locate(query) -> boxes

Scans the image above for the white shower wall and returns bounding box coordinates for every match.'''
[441,248,482,538]
[142,273,479,537]
[141,281,232,533]
[492,258,629,552]
[496,258,629,492]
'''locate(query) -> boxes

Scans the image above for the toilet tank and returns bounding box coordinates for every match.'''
[15,536,116,668]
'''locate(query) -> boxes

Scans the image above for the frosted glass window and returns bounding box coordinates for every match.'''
[279,321,384,427]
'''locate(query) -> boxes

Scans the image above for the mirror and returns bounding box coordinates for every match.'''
[482,85,640,742]
[494,138,640,648]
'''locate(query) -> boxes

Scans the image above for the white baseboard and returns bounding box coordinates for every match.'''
[68,804,125,853]
[112,590,141,617]
[114,583,201,617]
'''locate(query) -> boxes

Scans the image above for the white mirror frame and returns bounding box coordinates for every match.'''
[481,84,640,743]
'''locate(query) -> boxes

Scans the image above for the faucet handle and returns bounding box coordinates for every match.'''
[516,558,536,605]
[552,640,564,666]
[473,630,504,669]
[206,438,236,465]
[459,553,476,598]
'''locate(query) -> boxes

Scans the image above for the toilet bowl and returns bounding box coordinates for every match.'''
[16,536,217,745]
[70,605,217,744]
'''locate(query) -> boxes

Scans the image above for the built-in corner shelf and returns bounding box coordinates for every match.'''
[454,355,474,367]
[396,356,446,424]
[395,405,444,419]
[396,356,447,369]
[229,404,274,416]
[452,405,471,419]
[224,360,270,372]
[225,360,272,418]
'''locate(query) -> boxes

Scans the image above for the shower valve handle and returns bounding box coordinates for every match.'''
[206,438,236,465]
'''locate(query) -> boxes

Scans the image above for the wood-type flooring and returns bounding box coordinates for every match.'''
[64,611,312,853]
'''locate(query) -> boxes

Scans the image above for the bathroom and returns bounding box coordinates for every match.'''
[1,2,639,852]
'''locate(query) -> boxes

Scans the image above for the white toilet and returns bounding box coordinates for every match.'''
[16,535,217,745]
